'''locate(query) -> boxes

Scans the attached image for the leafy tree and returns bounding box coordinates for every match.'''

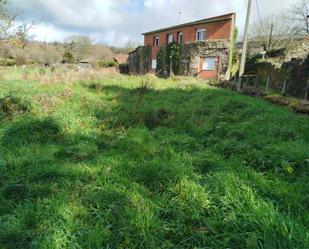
[63,50,75,64]
[0,0,16,42]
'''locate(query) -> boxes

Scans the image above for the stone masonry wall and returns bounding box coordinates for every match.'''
[129,40,231,79]
[180,40,231,79]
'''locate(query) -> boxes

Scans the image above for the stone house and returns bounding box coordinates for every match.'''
[129,13,236,80]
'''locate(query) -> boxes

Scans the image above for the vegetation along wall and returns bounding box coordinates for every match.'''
[129,40,231,79]
[128,46,151,75]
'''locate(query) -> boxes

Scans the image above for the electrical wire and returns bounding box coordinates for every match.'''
[255,0,263,28]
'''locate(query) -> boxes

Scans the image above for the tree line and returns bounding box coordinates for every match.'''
[249,0,309,50]
[0,0,138,66]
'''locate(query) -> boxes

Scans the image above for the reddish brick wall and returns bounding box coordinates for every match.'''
[144,19,232,59]
[198,56,219,79]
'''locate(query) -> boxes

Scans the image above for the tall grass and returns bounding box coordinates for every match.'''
[0,69,308,248]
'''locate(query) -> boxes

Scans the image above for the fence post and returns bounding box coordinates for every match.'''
[237,76,243,91]
[234,75,237,84]
[305,80,309,101]
[266,75,270,92]
[254,75,258,88]
[245,75,249,86]
[282,78,288,96]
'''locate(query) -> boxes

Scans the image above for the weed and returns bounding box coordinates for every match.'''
[0,95,31,119]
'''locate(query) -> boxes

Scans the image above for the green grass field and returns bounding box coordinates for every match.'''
[0,68,308,249]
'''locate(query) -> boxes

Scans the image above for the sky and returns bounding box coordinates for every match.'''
[8,0,300,47]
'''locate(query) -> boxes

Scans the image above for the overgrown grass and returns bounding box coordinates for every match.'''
[0,68,308,249]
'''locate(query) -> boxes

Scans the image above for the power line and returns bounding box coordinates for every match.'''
[255,0,263,28]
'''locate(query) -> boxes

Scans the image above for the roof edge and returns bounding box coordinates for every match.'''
[142,13,235,35]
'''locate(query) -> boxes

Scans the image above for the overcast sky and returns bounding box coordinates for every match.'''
[9,0,300,47]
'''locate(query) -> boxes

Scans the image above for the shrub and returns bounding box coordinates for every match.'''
[0,58,17,66]
[50,66,56,73]
[62,51,75,64]
[39,68,46,75]
[97,60,118,68]
[0,95,31,119]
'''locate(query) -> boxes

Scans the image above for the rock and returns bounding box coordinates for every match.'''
[292,101,309,114]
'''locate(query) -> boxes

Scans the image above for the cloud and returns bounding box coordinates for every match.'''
[9,0,300,46]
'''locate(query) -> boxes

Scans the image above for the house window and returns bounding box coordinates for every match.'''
[177,32,183,43]
[202,57,216,71]
[151,59,157,69]
[196,29,206,41]
[153,36,159,47]
[167,33,173,44]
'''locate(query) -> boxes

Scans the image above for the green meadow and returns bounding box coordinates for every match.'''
[0,68,308,249]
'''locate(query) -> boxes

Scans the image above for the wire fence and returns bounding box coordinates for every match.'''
[238,74,309,100]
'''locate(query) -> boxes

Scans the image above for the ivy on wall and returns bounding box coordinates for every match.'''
[156,42,182,78]
[134,46,151,74]
[156,46,167,77]
[228,27,239,78]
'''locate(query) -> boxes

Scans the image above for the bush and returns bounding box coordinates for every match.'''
[63,51,75,64]
[39,68,46,75]
[0,95,31,119]
[0,58,17,66]
[97,60,118,68]
[50,66,56,73]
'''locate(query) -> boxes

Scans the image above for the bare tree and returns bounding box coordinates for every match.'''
[0,0,18,42]
[64,35,93,61]
[289,0,309,35]
[249,11,296,50]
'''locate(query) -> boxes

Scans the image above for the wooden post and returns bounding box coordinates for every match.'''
[234,75,238,84]
[305,80,309,101]
[254,75,258,88]
[282,78,288,96]
[237,76,243,91]
[245,75,249,86]
[268,23,274,50]
[266,75,270,92]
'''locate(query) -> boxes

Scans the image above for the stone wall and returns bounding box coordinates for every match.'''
[128,46,151,75]
[128,40,231,79]
[180,40,231,79]
[286,37,309,60]
[245,55,309,98]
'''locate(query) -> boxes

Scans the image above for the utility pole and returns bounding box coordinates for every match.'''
[306,15,309,34]
[237,0,252,91]
[268,23,273,50]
